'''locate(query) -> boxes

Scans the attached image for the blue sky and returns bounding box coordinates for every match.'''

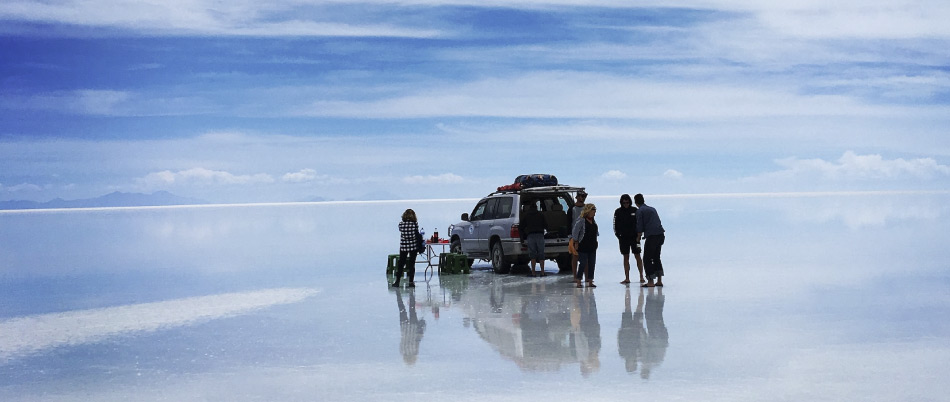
[1,1,948,203]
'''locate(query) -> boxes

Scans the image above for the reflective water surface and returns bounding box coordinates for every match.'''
[1,193,948,401]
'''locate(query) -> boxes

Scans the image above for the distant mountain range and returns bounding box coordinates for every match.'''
[0,191,208,210]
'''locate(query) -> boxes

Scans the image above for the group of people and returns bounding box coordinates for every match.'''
[570,191,666,289]
[392,191,665,289]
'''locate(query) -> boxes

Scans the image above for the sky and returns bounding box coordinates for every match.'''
[1,0,949,204]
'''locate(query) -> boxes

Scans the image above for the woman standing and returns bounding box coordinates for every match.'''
[393,208,420,287]
[572,203,599,288]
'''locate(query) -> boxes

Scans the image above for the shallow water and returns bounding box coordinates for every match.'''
[1,193,948,401]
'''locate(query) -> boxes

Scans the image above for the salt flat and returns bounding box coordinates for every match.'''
[1,193,948,401]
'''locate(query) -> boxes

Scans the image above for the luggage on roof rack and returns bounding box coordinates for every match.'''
[496,174,566,193]
[514,174,558,189]
[496,182,522,192]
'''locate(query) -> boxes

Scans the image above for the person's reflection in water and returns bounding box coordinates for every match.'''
[570,289,601,377]
[640,287,668,379]
[395,288,426,366]
[489,281,504,314]
[618,286,668,378]
[617,286,646,374]
[518,281,557,370]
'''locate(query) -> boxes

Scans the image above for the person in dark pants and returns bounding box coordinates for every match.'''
[572,203,599,288]
[520,201,548,277]
[570,190,588,277]
[393,208,419,287]
[614,194,644,284]
[634,194,665,288]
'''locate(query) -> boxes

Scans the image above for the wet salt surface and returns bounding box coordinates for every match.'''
[1,193,948,401]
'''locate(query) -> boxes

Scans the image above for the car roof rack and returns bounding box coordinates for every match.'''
[489,185,586,196]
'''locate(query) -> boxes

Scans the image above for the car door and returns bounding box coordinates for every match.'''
[464,199,489,254]
[489,196,514,237]
[482,196,515,246]
[474,198,500,252]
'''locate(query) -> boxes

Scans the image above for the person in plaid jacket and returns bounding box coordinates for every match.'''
[393,208,420,287]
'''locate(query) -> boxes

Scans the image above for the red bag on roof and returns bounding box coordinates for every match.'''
[496,183,523,192]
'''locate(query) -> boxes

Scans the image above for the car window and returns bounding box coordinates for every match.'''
[538,197,555,212]
[484,198,498,220]
[532,196,568,213]
[471,200,488,221]
[556,195,571,212]
[492,197,513,219]
[522,197,540,212]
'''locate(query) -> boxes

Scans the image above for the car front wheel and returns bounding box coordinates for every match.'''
[451,238,474,267]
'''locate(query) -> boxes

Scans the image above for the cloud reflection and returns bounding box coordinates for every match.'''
[0,287,318,363]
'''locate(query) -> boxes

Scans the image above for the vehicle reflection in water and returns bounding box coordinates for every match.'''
[394,272,670,376]
[394,288,426,366]
[618,286,668,379]
[454,274,604,375]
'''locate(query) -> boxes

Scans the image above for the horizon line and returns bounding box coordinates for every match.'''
[2,189,948,214]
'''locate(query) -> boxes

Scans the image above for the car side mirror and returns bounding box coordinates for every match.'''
[461,213,469,221]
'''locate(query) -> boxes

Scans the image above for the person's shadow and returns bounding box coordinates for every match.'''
[395,288,426,366]
[618,286,668,378]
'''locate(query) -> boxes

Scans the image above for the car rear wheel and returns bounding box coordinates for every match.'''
[490,241,511,274]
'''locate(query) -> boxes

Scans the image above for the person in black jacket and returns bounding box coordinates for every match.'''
[614,194,644,284]
[520,201,548,277]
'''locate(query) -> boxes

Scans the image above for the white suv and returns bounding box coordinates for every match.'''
[448,185,585,273]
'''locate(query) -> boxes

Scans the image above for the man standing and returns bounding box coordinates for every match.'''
[614,194,644,284]
[520,201,548,277]
[634,193,665,287]
[570,190,588,277]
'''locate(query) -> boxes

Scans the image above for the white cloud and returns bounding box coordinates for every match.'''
[3,0,946,41]
[306,71,905,120]
[754,2,950,40]
[138,168,276,188]
[3,89,226,117]
[281,168,318,183]
[0,183,44,193]
[778,194,944,229]
[71,90,130,115]
[4,90,132,116]
[774,151,950,180]
[664,169,684,180]
[601,170,626,180]
[402,173,465,185]
[0,1,442,38]
[280,169,375,186]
